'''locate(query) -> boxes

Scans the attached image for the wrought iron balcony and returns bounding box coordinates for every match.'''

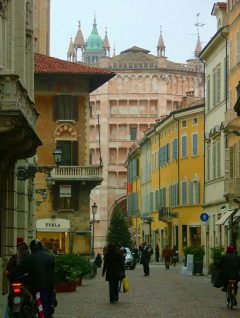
[158,206,178,222]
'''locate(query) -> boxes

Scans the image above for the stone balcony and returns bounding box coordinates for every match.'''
[224,178,240,196]
[51,165,103,183]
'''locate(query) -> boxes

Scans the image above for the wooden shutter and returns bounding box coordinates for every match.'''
[52,184,59,210]
[192,134,198,156]
[72,184,79,210]
[72,141,78,165]
[72,96,79,121]
[53,96,59,121]
[189,182,193,205]
[182,181,187,205]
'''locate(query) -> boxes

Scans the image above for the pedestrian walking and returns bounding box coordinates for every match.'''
[171,246,178,266]
[162,245,172,270]
[102,243,125,304]
[140,242,151,276]
[155,244,160,262]
[94,253,102,268]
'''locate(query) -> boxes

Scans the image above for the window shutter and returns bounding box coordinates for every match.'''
[72,96,79,121]
[167,143,170,162]
[53,96,58,121]
[52,184,59,210]
[195,181,200,204]
[189,182,193,205]
[182,181,187,205]
[192,134,198,156]
[72,141,78,165]
[72,184,79,210]
[182,136,187,158]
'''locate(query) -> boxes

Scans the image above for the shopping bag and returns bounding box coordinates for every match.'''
[122,275,130,293]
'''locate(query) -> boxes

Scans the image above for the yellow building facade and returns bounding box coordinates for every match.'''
[127,100,204,257]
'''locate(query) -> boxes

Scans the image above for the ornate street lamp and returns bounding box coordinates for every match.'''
[91,202,98,258]
[17,146,63,181]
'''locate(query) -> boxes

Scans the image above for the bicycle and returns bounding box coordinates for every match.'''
[226,280,237,309]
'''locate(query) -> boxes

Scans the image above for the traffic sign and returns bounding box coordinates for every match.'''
[200,212,209,222]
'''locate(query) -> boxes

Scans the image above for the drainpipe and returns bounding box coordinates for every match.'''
[172,115,180,204]
[220,26,228,112]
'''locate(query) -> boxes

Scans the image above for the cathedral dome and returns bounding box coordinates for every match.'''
[85,16,103,53]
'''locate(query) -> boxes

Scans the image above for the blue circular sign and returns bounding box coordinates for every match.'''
[200,213,209,222]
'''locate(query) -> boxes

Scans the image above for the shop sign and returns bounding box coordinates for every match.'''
[36,218,70,232]
[60,185,71,197]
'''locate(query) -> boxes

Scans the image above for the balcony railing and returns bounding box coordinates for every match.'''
[224,178,240,196]
[51,165,103,180]
[158,206,178,222]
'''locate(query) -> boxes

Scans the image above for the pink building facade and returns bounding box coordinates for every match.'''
[69,20,204,252]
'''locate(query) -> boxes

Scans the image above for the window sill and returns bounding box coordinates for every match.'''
[57,209,75,213]
[56,120,76,123]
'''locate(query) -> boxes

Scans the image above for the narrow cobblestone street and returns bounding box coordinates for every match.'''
[53,263,240,318]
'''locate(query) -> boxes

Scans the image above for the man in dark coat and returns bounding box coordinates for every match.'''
[9,239,56,317]
[219,245,240,305]
[140,242,151,276]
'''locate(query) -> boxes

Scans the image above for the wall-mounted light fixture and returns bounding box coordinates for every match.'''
[17,146,63,181]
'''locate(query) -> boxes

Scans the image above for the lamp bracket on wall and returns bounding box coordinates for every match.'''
[17,166,54,181]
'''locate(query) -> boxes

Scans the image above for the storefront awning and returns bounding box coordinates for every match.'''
[216,209,238,225]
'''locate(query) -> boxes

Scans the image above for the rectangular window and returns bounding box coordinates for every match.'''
[207,76,211,111]
[236,31,240,64]
[181,135,187,158]
[57,140,78,166]
[217,140,221,177]
[181,181,187,205]
[53,183,79,210]
[192,133,198,156]
[181,120,187,128]
[53,95,79,120]
[130,127,137,140]
[213,68,216,106]
[217,65,221,103]
[172,138,178,160]
[207,146,211,181]
[212,143,216,179]
[189,181,193,205]
[192,117,198,126]
[194,181,200,204]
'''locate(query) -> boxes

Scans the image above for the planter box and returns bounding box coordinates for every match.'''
[55,282,76,292]
[193,261,203,275]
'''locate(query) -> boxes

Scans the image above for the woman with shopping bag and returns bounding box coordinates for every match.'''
[102,243,125,304]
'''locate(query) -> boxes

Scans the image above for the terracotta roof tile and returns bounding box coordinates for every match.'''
[34,53,114,76]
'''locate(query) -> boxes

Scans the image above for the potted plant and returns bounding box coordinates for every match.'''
[209,246,224,283]
[183,245,205,275]
[54,254,92,292]
[192,245,205,275]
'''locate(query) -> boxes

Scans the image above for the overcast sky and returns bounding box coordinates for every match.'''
[50,0,219,63]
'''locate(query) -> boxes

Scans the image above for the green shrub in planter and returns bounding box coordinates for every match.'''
[209,246,224,279]
[55,254,92,283]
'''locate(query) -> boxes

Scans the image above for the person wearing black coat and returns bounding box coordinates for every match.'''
[219,245,240,305]
[8,239,56,317]
[102,243,124,304]
[140,242,151,276]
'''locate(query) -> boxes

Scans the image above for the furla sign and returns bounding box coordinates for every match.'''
[36,218,70,232]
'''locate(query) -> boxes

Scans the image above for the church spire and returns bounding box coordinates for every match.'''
[157,26,166,57]
[67,37,76,62]
[194,35,202,57]
[103,27,110,57]
[74,21,85,49]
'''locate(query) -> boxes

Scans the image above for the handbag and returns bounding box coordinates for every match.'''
[122,275,130,293]
[212,269,224,288]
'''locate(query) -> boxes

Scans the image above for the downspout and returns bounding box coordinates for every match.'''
[154,127,161,194]
[220,26,228,112]
[172,115,180,205]
[198,57,206,206]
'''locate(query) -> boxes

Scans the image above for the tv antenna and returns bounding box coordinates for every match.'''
[195,13,205,37]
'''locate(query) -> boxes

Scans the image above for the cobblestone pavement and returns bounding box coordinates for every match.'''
[53,263,240,318]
